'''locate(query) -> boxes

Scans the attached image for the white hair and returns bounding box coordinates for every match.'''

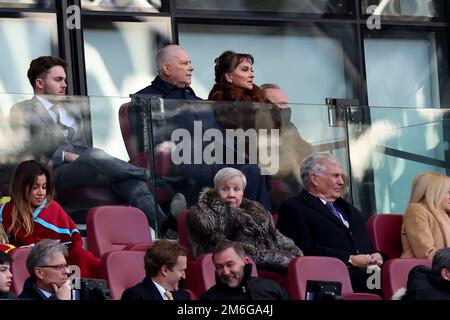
[214,167,247,191]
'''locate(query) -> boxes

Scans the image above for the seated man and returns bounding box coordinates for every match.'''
[9,56,165,230]
[19,239,71,300]
[278,152,384,294]
[133,45,271,210]
[0,250,16,299]
[200,241,290,300]
[403,248,450,300]
[121,240,189,300]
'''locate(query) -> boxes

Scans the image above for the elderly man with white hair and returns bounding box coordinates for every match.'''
[278,152,385,294]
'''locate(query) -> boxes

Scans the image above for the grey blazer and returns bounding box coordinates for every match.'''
[9,95,91,167]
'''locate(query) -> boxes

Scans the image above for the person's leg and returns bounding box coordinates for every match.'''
[77,148,149,181]
[111,179,167,231]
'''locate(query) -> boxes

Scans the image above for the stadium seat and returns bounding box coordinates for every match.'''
[367,213,403,259]
[87,205,152,258]
[381,258,431,300]
[288,256,382,300]
[9,246,31,294]
[101,250,146,300]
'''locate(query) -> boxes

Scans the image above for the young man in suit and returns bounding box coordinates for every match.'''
[121,240,189,300]
[277,152,384,294]
[9,56,166,230]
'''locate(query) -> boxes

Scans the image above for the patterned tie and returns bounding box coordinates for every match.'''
[164,290,174,300]
[325,202,349,228]
[52,104,75,140]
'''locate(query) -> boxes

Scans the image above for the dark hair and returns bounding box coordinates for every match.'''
[0,251,13,266]
[9,160,54,235]
[212,241,246,261]
[144,240,187,278]
[27,56,67,89]
[214,50,254,85]
[432,248,450,274]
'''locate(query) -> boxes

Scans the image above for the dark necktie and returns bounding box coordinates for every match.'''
[325,202,349,228]
[52,104,75,140]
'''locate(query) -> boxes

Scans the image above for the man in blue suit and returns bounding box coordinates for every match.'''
[277,152,384,294]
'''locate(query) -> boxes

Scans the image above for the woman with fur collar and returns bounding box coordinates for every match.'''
[186,167,303,274]
[401,172,450,259]
[208,50,281,132]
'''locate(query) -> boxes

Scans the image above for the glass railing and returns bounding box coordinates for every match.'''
[1,93,449,238]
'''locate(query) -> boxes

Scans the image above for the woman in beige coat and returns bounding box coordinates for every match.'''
[401,172,450,259]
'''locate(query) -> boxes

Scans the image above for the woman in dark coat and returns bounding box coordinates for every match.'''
[186,167,302,274]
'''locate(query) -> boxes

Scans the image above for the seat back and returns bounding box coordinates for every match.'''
[288,256,354,300]
[367,214,403,259]
[193,253,258,297]
[101,250,146,300]
[381,258,432,300]
[87,206,152,258]
[178,209,195,261]
[118,102,140,163]
[9,247,32,294]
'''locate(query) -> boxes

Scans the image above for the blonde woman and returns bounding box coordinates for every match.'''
[401,172,450,259]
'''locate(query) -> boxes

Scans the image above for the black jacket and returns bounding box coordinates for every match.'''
[278,191,373,263]
[18,277,58,300]
[403,265,450,300]
[277,191,382,294]
[121,277,190,300]
[135,76,201,100]
[0,291,17,299]
[200,264,289,300]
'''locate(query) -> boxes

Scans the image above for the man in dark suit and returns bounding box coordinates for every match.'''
[132,45,271,210]
[19,239,72,300]
[121,240,190,300]
[9,56,166,230]
[277,152,384,293]
[135,44,199,100]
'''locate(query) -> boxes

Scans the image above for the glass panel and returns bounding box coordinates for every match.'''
[179,23,358,105]
[175,0,353,15]
[0,14,58,94]
[81,0,166,12]
[83,18,172,97]
[348,106,449,215]
[127,98,349,213]
[0,0,54,9]
[361,0,445,18]
[364,30,449,108]
[0,94,163,235]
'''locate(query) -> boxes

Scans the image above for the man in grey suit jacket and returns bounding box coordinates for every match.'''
[9,56,166,230]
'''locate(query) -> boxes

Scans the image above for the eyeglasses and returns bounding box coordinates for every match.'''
[38,264,70,271]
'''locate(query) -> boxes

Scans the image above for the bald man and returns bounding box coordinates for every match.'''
[135,45,200,100]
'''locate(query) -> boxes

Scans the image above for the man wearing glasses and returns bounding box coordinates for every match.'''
[19,239,72,300]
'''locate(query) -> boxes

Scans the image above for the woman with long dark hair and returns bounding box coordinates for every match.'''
[0,160,100,277]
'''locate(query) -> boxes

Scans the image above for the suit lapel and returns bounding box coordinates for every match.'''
[143,277,164,300]
[30,96,64,135]
[301,191,349,229]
